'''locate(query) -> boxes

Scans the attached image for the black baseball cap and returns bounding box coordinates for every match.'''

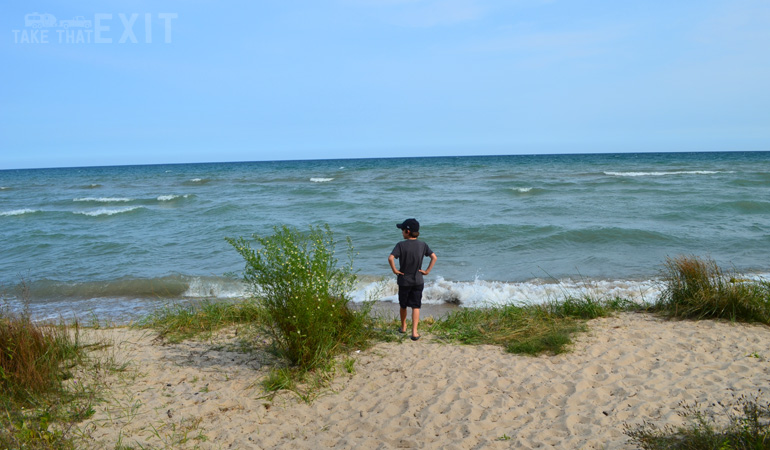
[396,218,420,232]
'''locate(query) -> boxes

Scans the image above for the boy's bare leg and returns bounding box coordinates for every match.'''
[412,308,420,337]
[400,307,407,332]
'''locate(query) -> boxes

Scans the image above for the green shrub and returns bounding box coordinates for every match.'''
[653,256,770,324]
[227,225,372,370]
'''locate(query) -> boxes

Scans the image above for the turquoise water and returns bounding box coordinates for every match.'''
[1,152,769,321]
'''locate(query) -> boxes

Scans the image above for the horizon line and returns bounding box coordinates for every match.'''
[3,148,769,172]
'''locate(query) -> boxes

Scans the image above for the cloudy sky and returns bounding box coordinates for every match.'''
[2,0,769,169]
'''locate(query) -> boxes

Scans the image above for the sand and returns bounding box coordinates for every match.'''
[74,313,770,449]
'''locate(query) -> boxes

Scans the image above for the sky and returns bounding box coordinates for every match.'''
[2,0,769,169]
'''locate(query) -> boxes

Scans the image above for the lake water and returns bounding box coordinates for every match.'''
[2,151,768,322]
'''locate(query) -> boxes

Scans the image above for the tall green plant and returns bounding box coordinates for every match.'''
[227,225,367,370]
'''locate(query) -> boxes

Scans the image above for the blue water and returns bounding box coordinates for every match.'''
[1,152,769,322]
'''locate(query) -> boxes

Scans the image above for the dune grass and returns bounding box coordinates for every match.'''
[652,255,770,324]
[138,298,265,343]
[0,304,89,449]
[624,392,770,450]
[428,294,639,355]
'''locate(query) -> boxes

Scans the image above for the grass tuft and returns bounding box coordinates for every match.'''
[624,391,770,449]
[138,298,264,343]
[652,255,770,324]
[428,293,637,356]
[0,300,88,449]
[0,314,80,402]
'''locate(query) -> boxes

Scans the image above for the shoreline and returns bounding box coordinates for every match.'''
[4,274,666,324]
[72,312,770,449]
[7,268,770,324]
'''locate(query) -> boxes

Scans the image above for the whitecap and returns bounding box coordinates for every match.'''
[604,170,731,177]
[75,206,143,216]
[157,194,189,201]
[513,187,533,193]
[310,177,334,183]
[74,197,132,203]
[1,209,38,216]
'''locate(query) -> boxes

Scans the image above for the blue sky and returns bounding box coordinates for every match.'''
[2,0,769,169]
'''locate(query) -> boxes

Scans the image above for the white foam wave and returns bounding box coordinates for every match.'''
[1,208,38,216]
[351,276,661,307]
[74,197,132,203]
[604,170,731,177]
[513,187,533,193]
[310,177,334,183]
[182,277,247,298]
[0,187,10,190]
[75,206,143,216]
[157,194,189,201]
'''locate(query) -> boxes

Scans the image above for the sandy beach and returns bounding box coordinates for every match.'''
[74,312,770,449]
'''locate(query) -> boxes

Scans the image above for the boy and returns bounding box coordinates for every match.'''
[388,218,437,341]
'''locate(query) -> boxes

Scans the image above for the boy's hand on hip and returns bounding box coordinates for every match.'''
[418,270,430,275]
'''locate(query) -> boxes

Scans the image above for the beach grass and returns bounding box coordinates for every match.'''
[652,255,770,324]
[138,298,265,343]
[624,392,770,450]
[0,304,89,449]
[428,294,639,355]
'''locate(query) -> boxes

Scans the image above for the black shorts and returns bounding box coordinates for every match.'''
[398,284,424,309]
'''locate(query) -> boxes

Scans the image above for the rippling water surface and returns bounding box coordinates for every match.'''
[1,152,768,321]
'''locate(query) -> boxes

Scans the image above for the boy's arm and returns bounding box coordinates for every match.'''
[388,254,403,275]
[419,252,437,275]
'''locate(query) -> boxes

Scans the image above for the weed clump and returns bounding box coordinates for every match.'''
[227,225,373,371]
[653,256,770,324]
[624,392,770,450]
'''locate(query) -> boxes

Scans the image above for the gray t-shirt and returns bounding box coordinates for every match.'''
[390,239,434,286]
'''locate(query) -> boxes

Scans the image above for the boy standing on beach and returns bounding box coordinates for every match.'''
[388,218,437,341]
